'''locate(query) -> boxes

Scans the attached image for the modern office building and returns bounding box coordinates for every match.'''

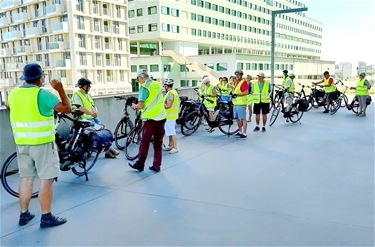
[128,0,334,90]
[0,0,131,101]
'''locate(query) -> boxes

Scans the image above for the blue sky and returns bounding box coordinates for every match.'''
[304,0,375,67]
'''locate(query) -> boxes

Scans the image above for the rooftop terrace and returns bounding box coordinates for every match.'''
[0,91,374,246]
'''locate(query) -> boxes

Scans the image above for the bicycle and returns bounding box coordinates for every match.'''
[180,88,239,136]
[269,84,284,111]
[1,108,104,198]
[124,109,143,161]
[333,81,360,114]
[176,95,198,125]
[296,83,315,111]
[113,96,138,150]
[269,90,304,126]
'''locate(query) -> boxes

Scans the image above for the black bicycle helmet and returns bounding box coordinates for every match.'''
[77,78,92,87]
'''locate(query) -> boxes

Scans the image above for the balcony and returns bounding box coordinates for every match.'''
[56,59,71,68]
[16,46,32,55]
[22,0,38,4]
[48,42,66,50]
[12,12,29,24]
[0,17,9,28]
[2,31,22,41]
[1,0,21,10]
[51,22,69,33]
[46,4,66,16]
[0,48,12,57]
[25,27,41,37]
[36,8,45,18]
[5,63,25,71]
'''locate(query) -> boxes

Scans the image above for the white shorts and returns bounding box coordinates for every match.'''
[164,120,176,137]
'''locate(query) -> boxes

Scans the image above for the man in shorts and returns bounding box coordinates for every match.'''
[162,78,179,154]
[252,73,271,132]
[6,64,71,228]
[231,70,249,138]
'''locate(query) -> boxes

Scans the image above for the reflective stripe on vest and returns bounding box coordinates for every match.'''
[72,91,95,120]
[252,81,271,103]
[218,83,231,96]
[356,79,369,96]
[324,77,336,93]
[203,84,217,109]
[164,89,180,120]
[8,87,55,145]
[282,76,295,93]
[232,79,248,105]
[142,80,167,121]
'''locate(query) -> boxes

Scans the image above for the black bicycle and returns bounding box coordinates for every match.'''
[180,88,239,136]
[1,109,103,198]
[332,81,361,114]
[296,83,315,111]
[113,96,138,150]
[269,90,304,126]
[124,110,143,161]
[270,84,284,111]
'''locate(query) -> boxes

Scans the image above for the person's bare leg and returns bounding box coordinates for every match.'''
[171,136,177,149]
[242,120,248,133]
[237,119,243,133]
[168,136,173,148]
[19,177,34,213]
[248,105,252,121]
[39,179,54,214]
[262,114,267,126]
[256,114,260,126]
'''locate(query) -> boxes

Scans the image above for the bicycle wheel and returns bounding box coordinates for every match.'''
[114,117,133,150]
[1,153,39,198]
[125,127,142,161]
[71,150,100,176]
[217,111,239,135]
[351,97,360,114]
[269,102,281,126]
[329,99,341,115]
[288,105,304,123]
[304,95,313,111]
[181,111,201,136]
[340,94,348,108]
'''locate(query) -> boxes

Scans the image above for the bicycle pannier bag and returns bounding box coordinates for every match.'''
[91,129,114,152]
[366,96,372,105]
[297,99,309,112]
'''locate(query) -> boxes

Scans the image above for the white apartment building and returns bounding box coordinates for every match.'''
[128,0,334,90]
[0,0,131,101]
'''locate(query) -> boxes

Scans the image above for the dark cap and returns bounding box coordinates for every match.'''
[323,71,330,75]
[20,63,44,81]
[235,70,243,75]
[77,78,92,87]
[283,70,288,74]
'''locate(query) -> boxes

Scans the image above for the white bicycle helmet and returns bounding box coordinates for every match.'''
[163,78,174,85]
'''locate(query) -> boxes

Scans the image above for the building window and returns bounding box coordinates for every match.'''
[172,25,179,33]
[97,70,103,82]
[129,10,135,18]
[171,8,179,17]
[162,23,170,32]
[77,16,84,29]
[78,34,86,48]
[192,80,198,87]
[93,1,99,14]
[136,8,143,16]
[161,6,170,15]
[94,36,101,49]
[79,52,87,65]
[129,26,136,34]
[118,38,123,50]
[131,65,137,72]
[191,13,196,20]
[116,5,121,18]
[237,63,244,70]
[180,65,189,72]
[163,64,171,72]
[259,64,264,70]
[113,21,120,34]
[150,64,159,72]
[96,54,102,66]
[114,54,121,66]
[76,0,84,11]
[180,80,189,87]
[94,18,100,32]
[148,6,157,15]
[131,79,139,92]
[139,65,147,71]
[148,23,157,32]
[217,63,227,71]
[137,25,143,33]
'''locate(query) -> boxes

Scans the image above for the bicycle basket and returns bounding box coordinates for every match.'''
[297,99,309,112]
[367,96,372,105]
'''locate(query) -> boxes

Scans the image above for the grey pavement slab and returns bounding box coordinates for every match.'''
[1,106,374,246]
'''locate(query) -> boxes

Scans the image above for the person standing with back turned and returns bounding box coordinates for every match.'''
[6,64,71,228]
[128,70,166,173]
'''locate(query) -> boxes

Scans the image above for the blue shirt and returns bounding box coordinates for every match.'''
[252,82,272,94]
[20,84,60,117]
[138,79,152,102]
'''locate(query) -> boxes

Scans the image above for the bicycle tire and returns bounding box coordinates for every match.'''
[125,127,142,161]
[71,150,100,176]
[351,98,360,114]
[269,102,281,126]
[1,152,39,198]
[329,99,341,115]
[180,111,201,136]
[288,105,304,123]
[340,94,348,108]
[114,117,133,150]
[217,112,239,135]
[304,95,313,111]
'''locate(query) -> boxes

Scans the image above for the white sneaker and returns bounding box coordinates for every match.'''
[169,148,179,154]
[162,144,172,151]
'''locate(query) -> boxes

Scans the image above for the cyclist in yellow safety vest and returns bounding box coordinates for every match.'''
[202,77,218,122]
[71,78,119,158]
[314,71,337,113]
[252,72,271,132]
[246,75,254,122]
[6,63,71,228]
[129,70,166,173]
[216,77,231,103]
[350,72,372,117]
[282,70,296,120]
[198,75,208,95]
[162,78,179,154]
[230,70,249,138]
